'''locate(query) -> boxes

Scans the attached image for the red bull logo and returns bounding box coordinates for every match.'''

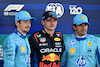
[42,53,60,62]
[39,62,60,67]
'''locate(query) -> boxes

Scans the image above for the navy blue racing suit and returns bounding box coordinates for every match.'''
[29,29,64,67]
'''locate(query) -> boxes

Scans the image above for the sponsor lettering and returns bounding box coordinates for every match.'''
[39,62,60,67]
[40,48,62,53]
[69,5,83,14]
[6,53,13,57]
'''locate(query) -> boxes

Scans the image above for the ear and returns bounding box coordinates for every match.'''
[41,20,44,25]
[73,25,76,31]
[15,21,19,27]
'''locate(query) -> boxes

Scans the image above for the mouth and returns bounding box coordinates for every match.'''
[50,25,55,28]
[81,30,86,33]
[25,27,30,29]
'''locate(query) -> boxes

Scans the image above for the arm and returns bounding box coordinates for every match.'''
[29,35,37,67]
[2,38,15,67]
[60,39,68,67]
[96,37,100,67]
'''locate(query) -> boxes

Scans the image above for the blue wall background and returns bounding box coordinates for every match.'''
[0,0,100,67]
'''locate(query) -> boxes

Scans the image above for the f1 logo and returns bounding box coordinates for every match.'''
[4,4,24,11]
[4,4,24,16]
[69,5,83,14]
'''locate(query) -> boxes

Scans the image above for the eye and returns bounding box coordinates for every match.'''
[85,23,88,26]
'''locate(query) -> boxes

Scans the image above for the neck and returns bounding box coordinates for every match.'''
[44,28,55,34]
[76,34,87,38]
[75,34,87,41]
[17,28,26,35]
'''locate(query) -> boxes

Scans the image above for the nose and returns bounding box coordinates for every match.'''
[82,25,86,29]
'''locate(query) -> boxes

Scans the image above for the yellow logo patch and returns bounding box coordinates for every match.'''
[81,16,84,20]
[88,41,92,46]
[70,48,76,54]
[54,37,61,41]
[21,46,25,52]
[26,12,30,16]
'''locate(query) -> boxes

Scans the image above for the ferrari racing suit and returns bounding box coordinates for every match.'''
[60,34,100,67]
[2,29,31,67]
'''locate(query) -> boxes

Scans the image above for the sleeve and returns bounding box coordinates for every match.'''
[2,38,16,67]
[29,35,38,67]
[96,37,100,67]
[60,39,68,67]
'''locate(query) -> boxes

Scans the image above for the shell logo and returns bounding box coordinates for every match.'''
[54,37,61,41]
[70,48,76,54]
[21,46,25,52]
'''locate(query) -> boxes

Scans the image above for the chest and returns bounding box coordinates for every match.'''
[15,38,30,55]
[66,40,97,56]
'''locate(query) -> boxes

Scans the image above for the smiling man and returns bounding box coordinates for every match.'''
[2,10,36,67]
[60,14,100,67]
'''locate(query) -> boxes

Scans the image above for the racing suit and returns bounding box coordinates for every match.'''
[2,29,31,67]
[60,34,100,67]
[29,29,64,67]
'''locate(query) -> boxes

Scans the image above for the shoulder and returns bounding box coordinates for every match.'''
[4,33,17,42]
[2,33,16,48]
[88,34,99,40]
[55,31,62,34]
[29,31,41,38]
[88,34,100,44]
[64,34,75,40]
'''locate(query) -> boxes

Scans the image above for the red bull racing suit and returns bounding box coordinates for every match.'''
[29,29,64,67]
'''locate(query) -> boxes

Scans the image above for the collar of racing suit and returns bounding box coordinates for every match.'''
[75,34,87,41]
[42,28,56,37]
[14,29,26,39]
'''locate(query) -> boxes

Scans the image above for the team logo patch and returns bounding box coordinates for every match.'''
[39,38,46,42]
[18,38,23,45]
[88,41,92,46]
[69,40,76,46]
[25,54,31,65]
[81,16,85,20]
[55,42,62,47]
[26,12,30,16]
[42,53,60,62]
[39,43,48,46]
[21,46,25,52]
[45,3,64,18]
[70,48,76,54]
[54,37,61,41]
[76,56,87,67]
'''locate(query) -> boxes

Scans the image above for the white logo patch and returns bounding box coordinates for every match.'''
[45,3,64,18]
[69,40,76,46]
[76,56,87,67]
[18,38,23,45]
[69,5,83,15]
[4,4,24,16]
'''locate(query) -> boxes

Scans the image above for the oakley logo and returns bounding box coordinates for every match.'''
[69,5,83,14]
[4,4,24,11]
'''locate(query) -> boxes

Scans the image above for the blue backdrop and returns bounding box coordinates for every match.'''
[0,0,100,67]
